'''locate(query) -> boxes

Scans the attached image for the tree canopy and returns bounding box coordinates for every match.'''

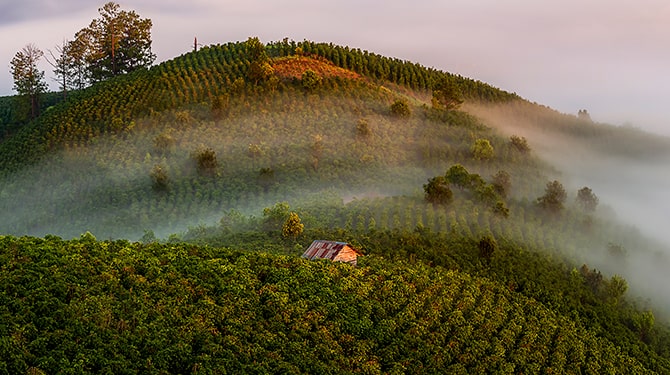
[537,180,567,214]
[390,98,411,118]
[431,75,463,110]
[71,2,155,83]
[577,186,599,212]
[423,176,453,205]
[445,164,471,189]
[471,138,494,161]
[282,211,304,239]
[10,44,47,120]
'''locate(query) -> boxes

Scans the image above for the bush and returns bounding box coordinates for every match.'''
[193,147,219,177]
[471,138,494,161]
[390,99,411,118]
[150,164,169,191]
[301,69,321,90]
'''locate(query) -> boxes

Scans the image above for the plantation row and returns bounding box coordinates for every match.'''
[0,72,545,240]
[267,40,520,103]
[0,235,665,374]
[0,38,523,174]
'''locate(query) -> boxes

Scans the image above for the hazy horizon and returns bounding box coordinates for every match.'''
[1,0,670,135]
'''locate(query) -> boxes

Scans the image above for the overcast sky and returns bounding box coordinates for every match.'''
[2,0,670,134]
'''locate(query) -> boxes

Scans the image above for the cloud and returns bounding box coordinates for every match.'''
[0,0,89,25]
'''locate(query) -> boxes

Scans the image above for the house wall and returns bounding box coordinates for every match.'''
[333,246,358,265]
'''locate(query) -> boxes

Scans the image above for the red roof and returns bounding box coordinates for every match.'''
[302,240,361,265]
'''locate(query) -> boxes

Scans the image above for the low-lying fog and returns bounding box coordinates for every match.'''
[469,102,670,317]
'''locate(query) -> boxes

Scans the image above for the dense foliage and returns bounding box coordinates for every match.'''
[1,235,668,374]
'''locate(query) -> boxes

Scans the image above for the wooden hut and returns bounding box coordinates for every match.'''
[302,240,362,266]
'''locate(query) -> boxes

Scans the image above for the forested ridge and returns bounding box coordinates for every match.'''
[1,36,670,373]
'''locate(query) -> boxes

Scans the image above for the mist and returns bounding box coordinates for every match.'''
[0,90,441,241]
[467,101,670,316]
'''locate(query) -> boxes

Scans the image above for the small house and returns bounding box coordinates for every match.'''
[302,240,362,266]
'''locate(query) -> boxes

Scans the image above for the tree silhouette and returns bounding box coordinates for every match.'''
[576,186,599,212]
[538,180,567,214]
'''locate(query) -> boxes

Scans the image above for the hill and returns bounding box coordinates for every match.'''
[0,39,531,239]
[1,38,670,372]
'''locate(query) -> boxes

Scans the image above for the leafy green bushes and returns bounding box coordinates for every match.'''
[0,235,665,374]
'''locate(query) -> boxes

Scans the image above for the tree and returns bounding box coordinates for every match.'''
[248,143,264,169]
[150,164,169,191]
[431,75,463,110]
[635,310,655,344]
[263,202,290,231]
[390,99,411,118]
[510,135,530,153]
[607,242,626,259]
[492,170,511,198]
[605,275,628,306]
[478,235,497,265]
[78,2,155,82]
[474,183,498,205]
[246,36,273,84]
[10,44,48,120]
[63,34,92,89]
[493,200,510,218]
[445,164,471,189]
[423,176,453,205]
[301,69,321,90]
[153,132,175,155]
[578,109,592,122]
[46,40,73,100]
[356,118,371,139]
[576,186,599,212]
[282,212,304,240]
[471,138,494,161]
[211,93,230,120]
[537,180,567,213]
[193,147,219,177]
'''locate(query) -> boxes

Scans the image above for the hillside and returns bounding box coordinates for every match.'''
[0,39,532,240]
[1,38,670,372]
[1,235,667,374]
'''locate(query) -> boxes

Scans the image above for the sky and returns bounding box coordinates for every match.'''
[2,0,670,134]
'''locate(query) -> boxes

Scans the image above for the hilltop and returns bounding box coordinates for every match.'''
[1,38,670,373]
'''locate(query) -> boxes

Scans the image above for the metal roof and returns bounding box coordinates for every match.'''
[301,240,359,261]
